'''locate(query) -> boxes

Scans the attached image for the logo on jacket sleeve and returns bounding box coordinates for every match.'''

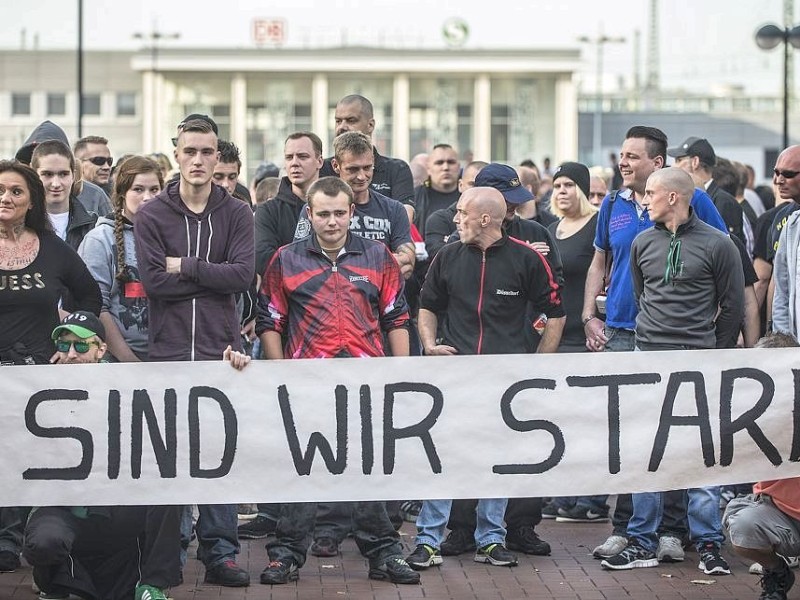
[496,289,520,296]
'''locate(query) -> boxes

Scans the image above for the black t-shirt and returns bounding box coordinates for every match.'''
[0,232,101,363]
[549,214,597,350]
[755,202,800,263]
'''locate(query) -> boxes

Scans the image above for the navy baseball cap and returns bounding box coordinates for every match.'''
[475,163,534,204]
[51,311,105,342]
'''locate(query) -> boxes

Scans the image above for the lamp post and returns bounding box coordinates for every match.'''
[755,23,800,149]
[578,31,625,167]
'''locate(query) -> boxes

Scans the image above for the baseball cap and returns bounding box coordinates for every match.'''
[172,114,219,146]
[51,311,106,342]
[667,137,716,166]
[475,163,534,204]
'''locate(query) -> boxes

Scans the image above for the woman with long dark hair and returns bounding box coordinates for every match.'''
[78,156,163,362]
[0,160,100,572]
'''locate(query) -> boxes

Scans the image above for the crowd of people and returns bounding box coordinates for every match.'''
[0,92,798,600]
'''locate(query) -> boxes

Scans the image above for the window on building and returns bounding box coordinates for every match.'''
[12,93,31,116]
[82,93,101,116]
[116,92,136,116]
[47,93,66,116]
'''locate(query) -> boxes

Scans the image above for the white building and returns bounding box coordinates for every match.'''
[0,46,581,179]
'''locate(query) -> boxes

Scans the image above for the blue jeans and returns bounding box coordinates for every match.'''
[550,496,609,513]
[416,498,507,549]
[628,487,723,553]
[194,504,240,568]
[604,326,635,352]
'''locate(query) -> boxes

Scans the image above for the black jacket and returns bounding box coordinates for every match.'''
[254,177,307,276]
[420,232,564,355]
[65,198,98,252]
[707,180,746,248]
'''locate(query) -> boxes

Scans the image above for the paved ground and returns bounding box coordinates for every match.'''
[0,515,788,600]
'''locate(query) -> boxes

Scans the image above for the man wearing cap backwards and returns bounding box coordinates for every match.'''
[600,168,743,575]
[581,126,729,562]
[134,115,255,587]
[668,136,746,248]
[406,186,564,572]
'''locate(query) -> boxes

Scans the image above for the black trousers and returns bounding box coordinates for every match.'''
[23,505,182,600]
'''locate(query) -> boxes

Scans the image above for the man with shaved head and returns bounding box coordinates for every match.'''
[600,167,744,574]
[405,185,565,572]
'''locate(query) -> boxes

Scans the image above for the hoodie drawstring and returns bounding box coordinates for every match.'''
[663,235,682,284]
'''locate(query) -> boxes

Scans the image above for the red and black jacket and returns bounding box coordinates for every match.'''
[420,232,564,355]
[257,233,409,358]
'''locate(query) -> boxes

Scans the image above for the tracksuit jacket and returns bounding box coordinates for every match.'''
[420,232,565,355]
[256,232,409,358]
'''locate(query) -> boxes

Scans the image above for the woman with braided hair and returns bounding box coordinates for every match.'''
[78,156,163,362]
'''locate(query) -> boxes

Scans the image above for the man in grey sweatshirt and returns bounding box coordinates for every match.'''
[601,167,744,575]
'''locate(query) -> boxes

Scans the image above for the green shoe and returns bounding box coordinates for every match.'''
[134,584,169,600]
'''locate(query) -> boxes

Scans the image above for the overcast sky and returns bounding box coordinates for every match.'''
[1,0,795,95]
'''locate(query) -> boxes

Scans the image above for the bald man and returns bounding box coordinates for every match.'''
[601,168,743,574]
[406,187,564,571]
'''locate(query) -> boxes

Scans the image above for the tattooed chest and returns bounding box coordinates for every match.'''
[0,239,39,270]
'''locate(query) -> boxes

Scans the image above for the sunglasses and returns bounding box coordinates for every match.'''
[84,156,113,167]
[56,340,99,353]
[774,168,800,179]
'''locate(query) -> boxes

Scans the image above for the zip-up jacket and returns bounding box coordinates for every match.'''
[630,210,744,349]
[64,197,98,252]
[256,233,408,359]
[254,176,309,276]
[420,232,564,355]
[134,180,255,361]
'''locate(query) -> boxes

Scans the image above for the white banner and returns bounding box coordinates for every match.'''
[3,348,800,506]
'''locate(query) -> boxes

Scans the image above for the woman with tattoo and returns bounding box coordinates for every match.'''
[78,156,163,362]
[0,160,100,573]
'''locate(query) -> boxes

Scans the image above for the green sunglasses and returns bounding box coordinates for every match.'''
[56,340,99,354]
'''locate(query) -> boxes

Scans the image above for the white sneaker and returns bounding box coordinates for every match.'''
[592,535,628,559]
[656,535,685,563]
[749,562,763,575]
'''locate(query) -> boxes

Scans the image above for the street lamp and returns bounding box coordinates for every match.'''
[755,23,800,149]
[578,32,625,167]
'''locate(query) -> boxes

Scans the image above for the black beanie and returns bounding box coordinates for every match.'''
[553,162,590,199]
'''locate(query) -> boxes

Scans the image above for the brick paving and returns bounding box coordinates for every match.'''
[1,516,791,600]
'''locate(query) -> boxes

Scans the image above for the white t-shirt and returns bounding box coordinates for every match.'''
[48,212,69,240]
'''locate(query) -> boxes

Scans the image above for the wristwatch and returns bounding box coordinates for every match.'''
[582,315,597,326]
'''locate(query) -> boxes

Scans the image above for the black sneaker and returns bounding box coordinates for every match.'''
[600,542,658,570]
[406,544,443,570]
[440,529,476,556]
[259,559,299,585]
[368,557,420,584]
[541,503,560,519]
[204,559,250,587]
[506,526,551,556]
[399,500,422,523]
[474,543,518,566]
[760,560,796,600]
[698,542,730,575]
[310,536,339,557]
[555,506,609,523]
[237,514,275,540]
[0,550,20,573]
